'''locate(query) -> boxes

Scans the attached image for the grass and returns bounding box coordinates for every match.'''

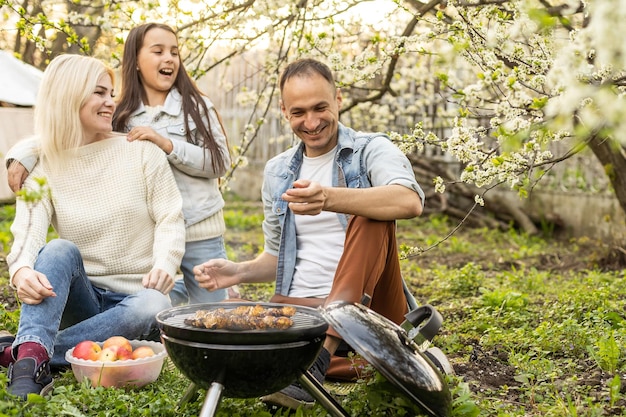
[0,193,624,416]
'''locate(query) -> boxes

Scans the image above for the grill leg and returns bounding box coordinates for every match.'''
[199,382,224,417]
[298,371,351,417]
[178,382,200,408]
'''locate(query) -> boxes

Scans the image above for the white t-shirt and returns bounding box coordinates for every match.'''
[289,147,345,298]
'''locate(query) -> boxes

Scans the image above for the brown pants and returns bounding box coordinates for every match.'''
[270,215,409,380]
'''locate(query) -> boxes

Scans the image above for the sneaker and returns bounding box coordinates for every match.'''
[261,347,331,409]
[0,331,15,368]
[0,331,15,352]
[7,358,54,399]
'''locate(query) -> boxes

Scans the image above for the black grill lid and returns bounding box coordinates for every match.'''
[156,302,328,345]
[321,302,452,417]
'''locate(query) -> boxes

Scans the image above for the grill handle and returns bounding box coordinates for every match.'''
[401,304,443,350]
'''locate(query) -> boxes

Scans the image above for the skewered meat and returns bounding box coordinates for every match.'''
[184,305,296,330]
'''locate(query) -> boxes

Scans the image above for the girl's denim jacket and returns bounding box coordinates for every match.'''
[262,123,424,296]
[128,88,230,227]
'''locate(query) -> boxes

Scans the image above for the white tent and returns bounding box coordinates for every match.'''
[0,51,42,201]
[0,51,43,106]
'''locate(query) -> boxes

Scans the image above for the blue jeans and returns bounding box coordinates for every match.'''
[13,239,172,368]
[168,236,227,306]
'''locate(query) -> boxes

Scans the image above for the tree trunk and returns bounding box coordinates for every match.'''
[586,134,626,218]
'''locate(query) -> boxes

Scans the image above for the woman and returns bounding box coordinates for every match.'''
[1,54,185,399]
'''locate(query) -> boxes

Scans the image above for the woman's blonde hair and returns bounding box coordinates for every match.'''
[35,54,114,171]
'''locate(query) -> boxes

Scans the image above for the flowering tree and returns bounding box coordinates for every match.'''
[1,0,624,241]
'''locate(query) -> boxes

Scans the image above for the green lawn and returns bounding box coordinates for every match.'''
[0,195,624,416]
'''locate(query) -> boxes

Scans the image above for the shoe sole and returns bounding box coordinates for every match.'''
[9,380,53,400]
[260,392,314,410]
[40,380,54,397]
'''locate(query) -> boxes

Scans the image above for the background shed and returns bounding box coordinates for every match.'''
[0,51,42,202]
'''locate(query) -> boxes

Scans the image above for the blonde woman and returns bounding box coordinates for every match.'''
[1,54,185,399]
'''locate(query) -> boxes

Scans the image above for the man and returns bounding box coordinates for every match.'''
[192,58,426,409]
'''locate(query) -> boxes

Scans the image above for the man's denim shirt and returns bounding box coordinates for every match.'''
[262,123,425,296]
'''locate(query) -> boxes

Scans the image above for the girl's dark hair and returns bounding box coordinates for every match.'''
[113,23,227,173]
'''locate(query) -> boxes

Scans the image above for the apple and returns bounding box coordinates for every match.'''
[98,347,118,362]
[131,346,155,359]
[116,347,133,361]
[102,336,132,354]
[72,340,102,361]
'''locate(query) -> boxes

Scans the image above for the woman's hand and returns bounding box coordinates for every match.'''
[142,269,175,295]
[13,267,56,305]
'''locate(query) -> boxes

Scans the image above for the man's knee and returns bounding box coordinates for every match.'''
[347,216,395,238]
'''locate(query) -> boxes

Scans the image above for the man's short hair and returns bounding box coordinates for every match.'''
[279,58,335,92]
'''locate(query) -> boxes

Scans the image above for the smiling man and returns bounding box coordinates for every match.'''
[193,58,425,408]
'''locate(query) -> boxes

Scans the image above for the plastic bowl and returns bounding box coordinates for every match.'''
[65,340,167,388]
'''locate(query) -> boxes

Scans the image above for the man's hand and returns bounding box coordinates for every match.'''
[7,159,28,192]
[13,267,56,305]
[281,179,327,215]
[193,259,241,291]
[142,269,175,294]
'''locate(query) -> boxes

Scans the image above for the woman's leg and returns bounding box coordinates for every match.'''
[14,239,98,359]
[171,236,228,305]
[8,239,95,398]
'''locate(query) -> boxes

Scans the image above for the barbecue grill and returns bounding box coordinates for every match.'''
[156,301,451,417]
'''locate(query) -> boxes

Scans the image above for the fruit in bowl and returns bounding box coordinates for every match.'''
[65,336,166,388]
[72,340,102,361]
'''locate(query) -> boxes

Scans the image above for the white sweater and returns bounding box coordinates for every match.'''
[7,136,186,295]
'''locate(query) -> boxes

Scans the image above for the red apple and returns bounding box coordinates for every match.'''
[98,347,118,362]
[131,346,155,359]
[116,347,133,361]
[102,336,132,354]
[72,340,102,361]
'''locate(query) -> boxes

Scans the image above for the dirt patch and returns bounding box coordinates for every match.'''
[454,344,519,392]
[0,285,18,312]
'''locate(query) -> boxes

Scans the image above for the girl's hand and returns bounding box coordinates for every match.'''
[127,126,173,154]
[6,160,28,192]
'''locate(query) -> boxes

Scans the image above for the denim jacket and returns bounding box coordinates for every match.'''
[262,123,425,296]
[127,88,230,227]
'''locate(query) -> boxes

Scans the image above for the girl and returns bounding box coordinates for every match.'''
[113,23,234,305]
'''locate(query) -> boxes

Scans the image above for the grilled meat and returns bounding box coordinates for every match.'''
[184,305,296,330]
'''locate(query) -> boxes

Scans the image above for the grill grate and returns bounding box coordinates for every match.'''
[157,303,329,345]
[164,310,325,332]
